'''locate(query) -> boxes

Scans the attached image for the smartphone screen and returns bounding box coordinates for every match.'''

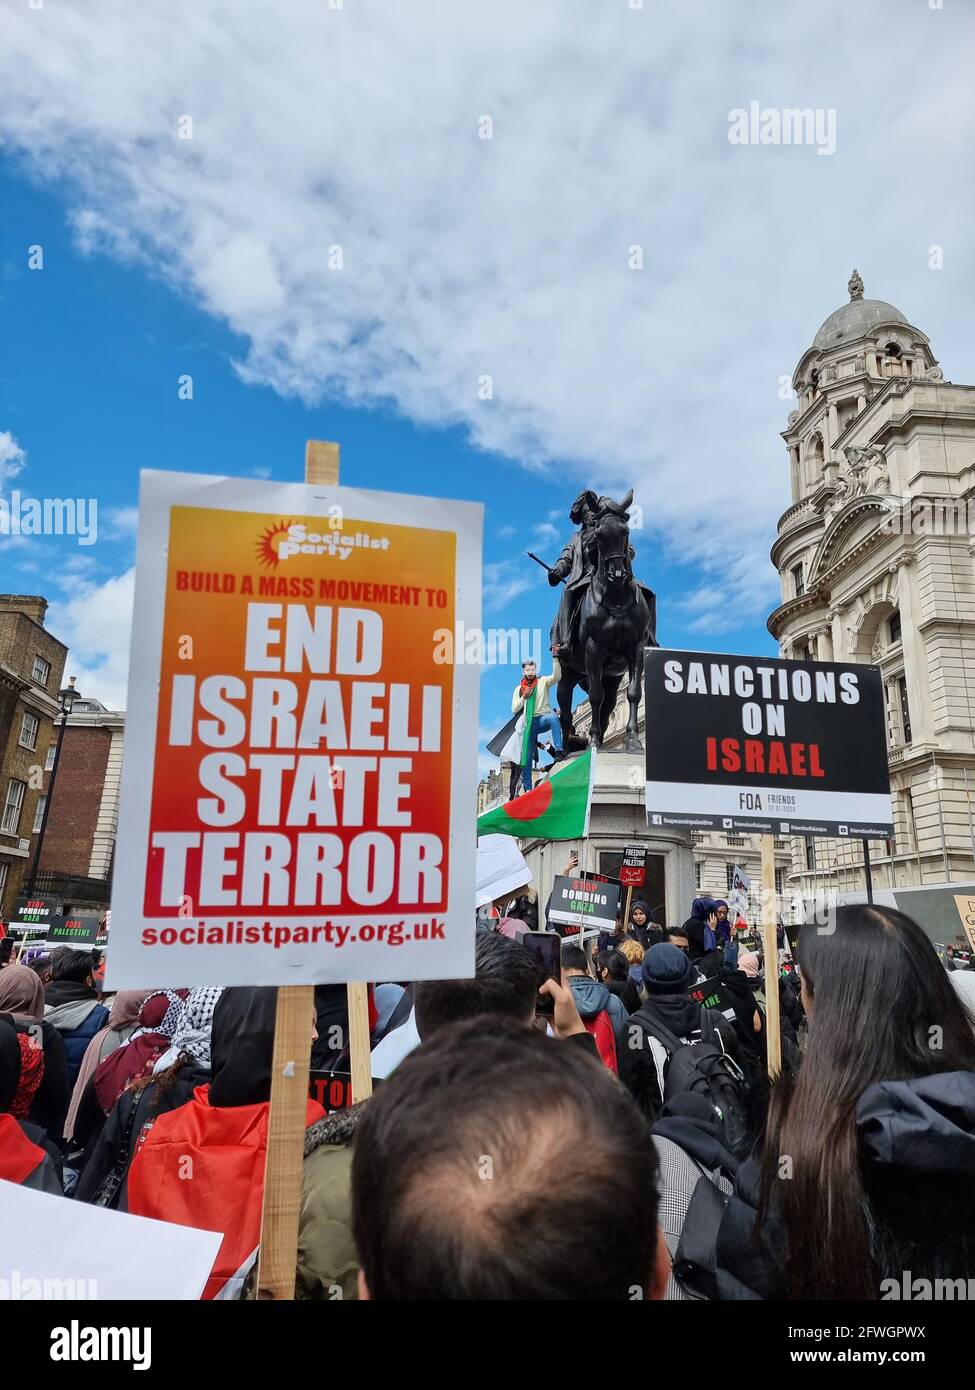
[522,930,562,1017]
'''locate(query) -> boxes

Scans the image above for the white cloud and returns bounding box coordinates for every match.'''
[496,524,516,540]
[533,521,558,543]
[103,505,139,537]
[483,560,532,612]
[2,1,974,633]
[46,569,135,711]
[0,431,26,489]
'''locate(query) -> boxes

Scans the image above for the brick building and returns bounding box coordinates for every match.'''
[0,595,68,921]
[34,694,125,908]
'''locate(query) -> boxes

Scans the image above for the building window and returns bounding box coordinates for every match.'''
[1,780,26,835]
[904,789,919,852]
[805,839,817,871]
[32,795,47,834]
[19,713,39,750]
[44,745,56,771]
[888,610,902,645]
[31,655,51,687]
[897,676,912,744]
[0,861,7,902]
[792,563,805,598]
[695,860,702,890]
[774,868,784,895]
[725,864,736,894]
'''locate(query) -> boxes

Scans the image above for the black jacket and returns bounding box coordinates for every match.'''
[74,1059,208,1209]
[675,1069,975,1299]
[620,994,742,1122]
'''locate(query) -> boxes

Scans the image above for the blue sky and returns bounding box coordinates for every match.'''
[1,0,973,776]
[0,164,773,757]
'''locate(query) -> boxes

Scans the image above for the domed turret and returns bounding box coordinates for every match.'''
[813,270,910,350]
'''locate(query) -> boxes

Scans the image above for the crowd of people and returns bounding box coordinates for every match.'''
[1,894,974,1301]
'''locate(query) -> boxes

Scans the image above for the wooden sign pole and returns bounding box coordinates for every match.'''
[760,833,782,1080]
[256,439,373,1300]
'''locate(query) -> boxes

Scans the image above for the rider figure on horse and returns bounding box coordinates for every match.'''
[548,489,637,654]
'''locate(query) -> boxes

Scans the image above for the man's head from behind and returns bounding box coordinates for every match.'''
[561,943,590,978]
[414,931,541,1041]
[352,1016,666,1300]
[51,949,95,987]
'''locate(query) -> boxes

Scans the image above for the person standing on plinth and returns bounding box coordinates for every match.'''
[511,651,564,794]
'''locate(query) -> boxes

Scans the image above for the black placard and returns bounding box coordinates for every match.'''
[645,649,893,838]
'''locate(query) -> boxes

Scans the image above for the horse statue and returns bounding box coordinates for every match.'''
[543,489,656,751]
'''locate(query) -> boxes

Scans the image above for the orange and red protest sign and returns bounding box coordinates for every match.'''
[108,470,481,988]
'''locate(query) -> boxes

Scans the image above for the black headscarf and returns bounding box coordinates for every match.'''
[0,1014,21,1112]
[208,987,279,1108]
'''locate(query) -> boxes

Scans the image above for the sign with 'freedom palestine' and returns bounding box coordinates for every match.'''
[644,649,894,839]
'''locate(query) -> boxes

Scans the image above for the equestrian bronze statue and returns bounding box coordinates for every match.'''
[529,488,657,751]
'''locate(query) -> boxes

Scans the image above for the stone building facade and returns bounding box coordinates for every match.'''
[476,273,975,921]
[0,596,68,921]
[768,271,975,897]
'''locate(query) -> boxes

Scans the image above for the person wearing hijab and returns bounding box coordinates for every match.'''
[126,987,324,1299]
[0,963,70,1142]
[73,990,202,1208]
[0,1015,62,1192]
[63,990,154,1145]
[681,897,723,974]
[712,900,733,946]
[628,899,666,950]
[90,990,185,1119]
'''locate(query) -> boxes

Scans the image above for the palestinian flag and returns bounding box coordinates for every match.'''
[477,749,595,842]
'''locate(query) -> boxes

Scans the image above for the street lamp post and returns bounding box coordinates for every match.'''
[25,676,80,898]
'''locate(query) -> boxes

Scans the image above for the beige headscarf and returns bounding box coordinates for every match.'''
[63,988,153,1142]
[0,964,45,1021]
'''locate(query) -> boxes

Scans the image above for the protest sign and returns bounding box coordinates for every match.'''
[0,1181,222,1302]
[644,649,893,838]
[108,468,482,989]
[44,914,102,948]
[729,864,750,922]
[689,974,737,1023]
[308,1068,354,1114]
[954,894,975,954]
[547,874,621,938]
[12,892,59,927]
[620,844,648,888]
[581,869,623,888]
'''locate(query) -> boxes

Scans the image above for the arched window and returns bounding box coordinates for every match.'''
[882,341,904,377]
[805,432,824,486]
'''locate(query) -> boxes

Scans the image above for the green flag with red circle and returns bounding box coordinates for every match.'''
[477,750,595,841]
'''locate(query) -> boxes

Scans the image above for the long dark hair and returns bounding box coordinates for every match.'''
[760,904,975,1299]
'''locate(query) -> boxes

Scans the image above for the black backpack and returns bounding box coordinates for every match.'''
[633,1006,752,1158]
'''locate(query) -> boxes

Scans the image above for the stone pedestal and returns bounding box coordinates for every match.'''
[517,749,696,929]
